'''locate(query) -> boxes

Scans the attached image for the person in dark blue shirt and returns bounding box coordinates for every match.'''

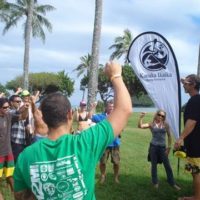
[92,99,121,184]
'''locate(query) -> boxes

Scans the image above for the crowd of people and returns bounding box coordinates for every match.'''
[0,62,199,200]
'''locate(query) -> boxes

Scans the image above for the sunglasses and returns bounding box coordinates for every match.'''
[2,106,9,110]
[183,81,192,85]
[14,100,21,103]
[157,113,165,118]
[181,79,192,85]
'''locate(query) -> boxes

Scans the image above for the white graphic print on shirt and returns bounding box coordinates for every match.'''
[30,155,87,200]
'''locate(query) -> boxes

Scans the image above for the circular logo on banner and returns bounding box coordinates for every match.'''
[140,39,169,71]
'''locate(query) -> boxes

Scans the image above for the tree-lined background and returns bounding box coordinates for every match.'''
[0,0,154,107]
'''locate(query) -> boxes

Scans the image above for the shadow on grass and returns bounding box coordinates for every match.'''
[0,179,14,200]
[95,173,192,200]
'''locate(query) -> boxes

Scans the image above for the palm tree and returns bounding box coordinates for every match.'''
[2,0,55,89]
[0,0,9,22]
[109,29,133,62]
[87,0,103,108]
[73,54,91,101]
[73,54,91,77]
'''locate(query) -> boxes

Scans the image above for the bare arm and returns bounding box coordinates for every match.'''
[0,92,5,98]
[14,190,36,200]
[138,112,150,129]
[14,87,23,95]
[18,104,29,120]
[174,119,197,149]
[34,108,48,135]
[105,61,132,137]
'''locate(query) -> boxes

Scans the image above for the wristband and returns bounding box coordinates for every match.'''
[110,74,121,82]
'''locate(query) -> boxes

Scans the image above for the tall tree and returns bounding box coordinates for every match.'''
[109,29,132,62]
[2,0,55,89]
[73,54,91,77]
[87,0,103,108]
[6,71,74,97]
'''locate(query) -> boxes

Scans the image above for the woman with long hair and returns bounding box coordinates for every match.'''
[138,110,180,190]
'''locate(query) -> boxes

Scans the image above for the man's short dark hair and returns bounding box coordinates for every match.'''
[9,95,20,102]
[40,93,71,129]
[0,98,9,108]
[186,74,200,91]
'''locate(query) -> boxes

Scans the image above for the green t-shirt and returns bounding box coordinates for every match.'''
[14,119,114,200]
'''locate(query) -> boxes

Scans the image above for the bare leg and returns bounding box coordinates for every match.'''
[178,174,200,200]
[113,164,119,183]
[6,176,14,192]
[193,173,200,200]
[99,163,106,184]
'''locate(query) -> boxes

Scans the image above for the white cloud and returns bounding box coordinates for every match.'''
[0,0,200,105]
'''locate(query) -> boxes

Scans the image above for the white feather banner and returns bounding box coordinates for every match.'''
[128,32,181,139]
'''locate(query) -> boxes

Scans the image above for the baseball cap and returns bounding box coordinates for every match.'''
[21,90,30,97]
[80,100,86,106]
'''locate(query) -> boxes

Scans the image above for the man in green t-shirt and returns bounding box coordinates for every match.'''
[13,61,132,200]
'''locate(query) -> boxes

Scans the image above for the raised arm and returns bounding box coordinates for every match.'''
[138,112,150,129]
[0,92,5,98]
[105,61,132,137]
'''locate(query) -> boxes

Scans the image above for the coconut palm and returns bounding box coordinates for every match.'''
[109,29,133,62]
[0,0,9,22]
[2,0,55,89]
[87,0,103,108]
[73,54,91,77]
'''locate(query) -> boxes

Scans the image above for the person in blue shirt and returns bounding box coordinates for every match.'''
[92,99,121,184]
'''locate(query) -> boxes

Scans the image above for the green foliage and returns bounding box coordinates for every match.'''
[95,100,105,113]
[0,0,9,22]
[5,72,74,97]
[97,67,112,102]
[133,94,154,107]
[73,54,91,77]
[80,64,148,104]
[57,70,74,96]
[109,28,132,61]
[122,63,147,97]
[0,83,9,96]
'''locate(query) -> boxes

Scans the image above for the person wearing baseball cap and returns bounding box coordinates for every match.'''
[175,74,200,200]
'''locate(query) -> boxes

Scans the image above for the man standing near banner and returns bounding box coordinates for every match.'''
[92,99,121,184]
[175,74,200,200]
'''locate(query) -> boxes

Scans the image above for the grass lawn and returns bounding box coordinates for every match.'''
[0,112,192,200]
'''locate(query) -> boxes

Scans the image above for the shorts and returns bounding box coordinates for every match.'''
[0,153,15,178]
[100,146,120,165]
[185,157,200,174]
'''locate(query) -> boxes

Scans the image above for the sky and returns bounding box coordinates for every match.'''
[0,0,200,106]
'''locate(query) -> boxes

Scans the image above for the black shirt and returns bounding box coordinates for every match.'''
[184,94,200,157]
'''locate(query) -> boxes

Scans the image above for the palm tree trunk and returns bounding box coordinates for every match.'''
[23,0,34,89]
[87,0,103,108]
